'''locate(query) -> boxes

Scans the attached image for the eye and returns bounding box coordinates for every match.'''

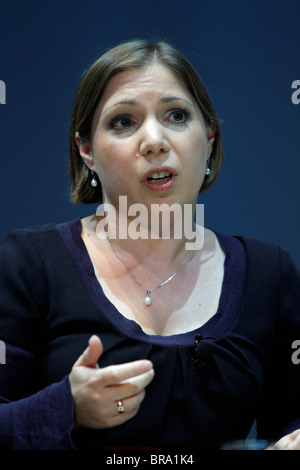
[166,108,191,124]
[110,115,135,130]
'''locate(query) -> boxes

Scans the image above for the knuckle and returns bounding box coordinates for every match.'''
[129,382,139,395]
[107,369,119,384]
[88,373,101,387]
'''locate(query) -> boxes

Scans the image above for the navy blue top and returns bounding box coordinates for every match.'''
[56,218,247,345]
[0,219,299,449]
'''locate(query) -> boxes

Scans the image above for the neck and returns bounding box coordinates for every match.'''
[94,199,202,267]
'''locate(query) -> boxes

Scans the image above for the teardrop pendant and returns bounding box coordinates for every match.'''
[91,177,98,187]
[145,294,152,306]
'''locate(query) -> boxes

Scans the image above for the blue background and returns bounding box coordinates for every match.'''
[0,0,299,265]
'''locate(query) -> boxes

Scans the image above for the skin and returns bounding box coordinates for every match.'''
[275,429,300,450]
[78,63,215,216]
[69,64,299,447]
[70,335,154,429]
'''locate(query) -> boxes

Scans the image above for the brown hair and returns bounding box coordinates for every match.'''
[69,39,222,204]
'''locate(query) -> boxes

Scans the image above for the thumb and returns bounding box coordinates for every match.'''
[74,335,103,368]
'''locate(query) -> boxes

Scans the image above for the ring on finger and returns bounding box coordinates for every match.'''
[117,400,125,413]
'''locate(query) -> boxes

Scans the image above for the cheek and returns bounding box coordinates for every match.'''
[93,140,133,182]
[182,132,208,167]
[182,133,208,187]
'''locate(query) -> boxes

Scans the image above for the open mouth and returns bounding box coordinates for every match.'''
[142,167,177,193]
[147,171,173,184]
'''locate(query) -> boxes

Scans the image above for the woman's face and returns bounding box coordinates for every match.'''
[78,63,215,210]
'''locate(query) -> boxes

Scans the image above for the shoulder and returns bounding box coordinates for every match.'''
[234,236,300,310]
[236,235,281,266]
[213,231,299,289]
[0,223,55,259]
[236,235,299,272]
[0,220,77,272]
[0,224,63,351]
[1,222,58,245]
[0,219,78,251]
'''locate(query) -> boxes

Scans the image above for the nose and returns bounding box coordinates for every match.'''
[139,118,170,157]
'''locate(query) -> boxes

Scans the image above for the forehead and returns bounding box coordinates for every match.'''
[99,64,193,110]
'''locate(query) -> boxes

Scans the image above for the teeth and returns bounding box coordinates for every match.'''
[149,171,171,180]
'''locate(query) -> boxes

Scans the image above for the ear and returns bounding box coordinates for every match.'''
[206,121,216,157]
[75,131,97,172]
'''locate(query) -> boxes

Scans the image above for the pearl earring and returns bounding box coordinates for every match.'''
[91,172,98,187]
[205,167,211,176]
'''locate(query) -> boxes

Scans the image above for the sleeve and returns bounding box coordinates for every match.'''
[256,247,300,441]
[0,229,76,449]
[0,229,48,352]
[0,344,75,449]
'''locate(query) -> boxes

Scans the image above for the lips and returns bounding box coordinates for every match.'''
[147,170,172,184]
[141,167,177,193]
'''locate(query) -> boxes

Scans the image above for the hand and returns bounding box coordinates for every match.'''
[69,335,155,429]
[274,429,300,450]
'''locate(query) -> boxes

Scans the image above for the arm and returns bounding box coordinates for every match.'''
[0,343,75,449]
[0,229,154,448]
[0,229,75,449]
[0,337,154,449]
[257,246,300,449]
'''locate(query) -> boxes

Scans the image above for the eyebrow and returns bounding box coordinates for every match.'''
[160,96,194,106]
[102,96,194,116]
[102,100,137,116]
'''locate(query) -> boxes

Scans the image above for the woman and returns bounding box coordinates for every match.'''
[0,40,299,450]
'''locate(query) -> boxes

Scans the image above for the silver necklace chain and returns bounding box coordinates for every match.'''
[105,233,195,306]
